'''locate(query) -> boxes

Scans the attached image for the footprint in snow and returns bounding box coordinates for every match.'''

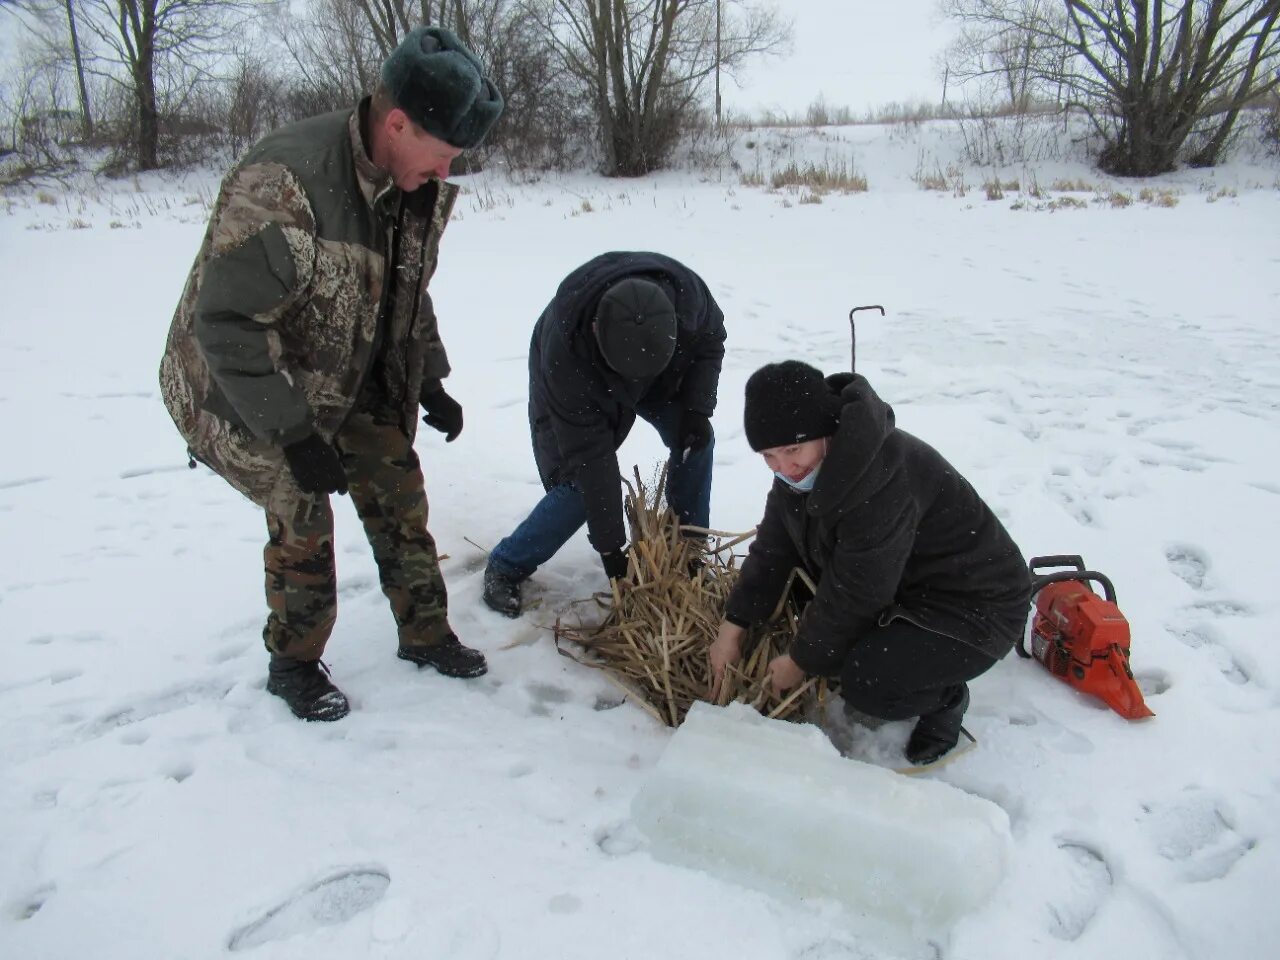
[526,682,571,718]
[1045,839,1112,941]
[1140,787,1257,882]
[1165,622,1250,686]
[1134,669,1172,697]
[227,867,390,951]
[1189,598,1250,617]
[27,630,104,646]
[595,820,644,857]
[1045,476,1097,527]
[79,679,234,740]
[0,475,51,490]
[547,893,581,914]
[10,883,56,921]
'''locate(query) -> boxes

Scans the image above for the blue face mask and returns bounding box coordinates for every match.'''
[775,463,821,493]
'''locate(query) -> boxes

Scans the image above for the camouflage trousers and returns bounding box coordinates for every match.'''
[262,407,453,661]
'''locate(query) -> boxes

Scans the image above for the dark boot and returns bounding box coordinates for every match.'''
[398,634,488,678]
[681,530,708,579]
[482,566,522,618]
[266,656,350,722]
[905,685,970,765]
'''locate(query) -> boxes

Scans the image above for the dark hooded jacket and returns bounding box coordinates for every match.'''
[725,374,1030,676]
[528,252,726,555]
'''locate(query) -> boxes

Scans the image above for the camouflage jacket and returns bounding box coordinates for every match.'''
[159,100,458,508]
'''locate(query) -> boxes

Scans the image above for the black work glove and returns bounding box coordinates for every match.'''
[600,549,630,582]
[420,386,463,442]
[283,433,348,496]
[671,410,713,464]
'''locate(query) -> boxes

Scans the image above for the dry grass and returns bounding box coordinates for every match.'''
[914,155,967,196]
[917,169,949,191]
[1139,187,1180,207]
[1050,177,1096,192]
[554,467,830,727]
[914,162,953,191]
[983,175,1021,200]
[769,159,868,193]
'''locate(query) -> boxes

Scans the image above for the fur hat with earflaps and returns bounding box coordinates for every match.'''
[381,26,505,149]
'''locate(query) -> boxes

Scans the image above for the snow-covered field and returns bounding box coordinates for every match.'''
[2,120,1278,959]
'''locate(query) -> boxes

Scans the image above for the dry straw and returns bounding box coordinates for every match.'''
[554,466,830,726]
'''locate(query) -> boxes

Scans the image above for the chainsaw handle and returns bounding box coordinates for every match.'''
[1029,569,1117,603]
[1019,565,1118,659]
[1029,554,1085,575]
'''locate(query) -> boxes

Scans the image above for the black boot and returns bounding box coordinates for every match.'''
[266,656,350,722]
[905,685,970,765]
[482,566,522,618]
[398,634,488,678]
[681,529,708,579]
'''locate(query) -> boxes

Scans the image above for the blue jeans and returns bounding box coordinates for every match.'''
[488,402,714,580]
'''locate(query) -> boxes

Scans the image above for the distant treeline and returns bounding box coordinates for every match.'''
[1,1,1276,182]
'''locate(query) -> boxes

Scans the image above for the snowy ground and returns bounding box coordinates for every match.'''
[2,120,1279,959]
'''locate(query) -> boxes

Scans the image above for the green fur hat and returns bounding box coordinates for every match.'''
[380,26,504,149]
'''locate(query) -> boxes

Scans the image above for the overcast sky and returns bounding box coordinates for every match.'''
[0,2,956,120]
[726,1,957,117]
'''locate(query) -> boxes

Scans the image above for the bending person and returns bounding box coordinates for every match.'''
[483,252,726,616]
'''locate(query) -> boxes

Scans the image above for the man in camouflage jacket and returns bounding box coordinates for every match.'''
[159,27,504,721]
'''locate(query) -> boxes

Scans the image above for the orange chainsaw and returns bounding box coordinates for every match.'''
[1018,555,1154,720]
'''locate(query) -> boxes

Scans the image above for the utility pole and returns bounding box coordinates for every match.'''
[715,0,722,126]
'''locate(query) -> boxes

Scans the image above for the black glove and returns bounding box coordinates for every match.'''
[283,433,348,496]
[420,386,463,442]
[600,549,629,582]
[671,410,713,463]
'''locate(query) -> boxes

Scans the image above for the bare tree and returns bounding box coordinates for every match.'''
[62,1,93,136]
[942,1,1280,175]
[2,1,96,139]
[521,0,789,176]
[0,43,80,169]
[76,0,267,170]
[947,0,1067,110]
[273,0,384,109]
[276,0,595,169]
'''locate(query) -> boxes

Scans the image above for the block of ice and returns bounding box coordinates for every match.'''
[631,702,1011,932]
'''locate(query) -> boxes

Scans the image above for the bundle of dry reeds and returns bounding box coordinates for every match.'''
[554,466,829,726]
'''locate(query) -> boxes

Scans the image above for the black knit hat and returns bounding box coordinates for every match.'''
[594,278,678,379]
[744,360,842,451]
[381,26,505,149]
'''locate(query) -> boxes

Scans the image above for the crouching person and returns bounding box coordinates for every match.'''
[708,361,1030,765]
